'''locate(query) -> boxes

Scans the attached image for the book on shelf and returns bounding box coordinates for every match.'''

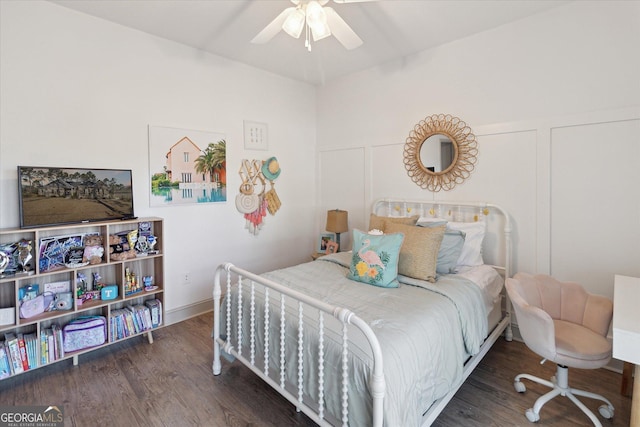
[138,305,152,331]
[110,309,126,341]
[127,304,153,332]
[124,309,136,335]
[142,307,153,331]
[37,325,64,365]
[40,332,48,366]
[24,333,38,370]
[4,333,24,374]
[145,299,162,328]
[52,324,64,359]
[16,333,29,372]
[0,343,11,378]
[47,330,55,363]
[109,303,157,341]
[124,306,139,333]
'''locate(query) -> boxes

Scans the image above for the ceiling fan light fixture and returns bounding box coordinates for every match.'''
[306,0,331,41]
[311,22,331,41]
[306,1,326,27]
[254,0,365,51]
[282,8,305,39]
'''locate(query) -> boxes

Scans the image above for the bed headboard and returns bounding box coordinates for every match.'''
[371,198,512,278]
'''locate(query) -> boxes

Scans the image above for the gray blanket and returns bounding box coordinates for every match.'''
[220,252,488,426]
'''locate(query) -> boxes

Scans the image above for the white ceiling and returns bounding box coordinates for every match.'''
[51,0,569,86]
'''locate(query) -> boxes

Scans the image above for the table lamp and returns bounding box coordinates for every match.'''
[326,209,348,251]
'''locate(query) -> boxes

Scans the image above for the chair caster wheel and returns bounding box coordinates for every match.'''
[598,404,614,419]
[525,408,540,423]
[514,381,526,393]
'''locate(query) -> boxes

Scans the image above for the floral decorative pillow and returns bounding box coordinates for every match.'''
[347,229,404,288]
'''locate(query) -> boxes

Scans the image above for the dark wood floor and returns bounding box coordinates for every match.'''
[0,311,631,426]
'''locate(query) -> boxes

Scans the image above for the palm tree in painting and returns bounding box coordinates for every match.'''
[210,140,226,183]
[195,140,226,184]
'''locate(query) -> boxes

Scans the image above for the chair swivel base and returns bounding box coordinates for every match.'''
[513,364,614,427]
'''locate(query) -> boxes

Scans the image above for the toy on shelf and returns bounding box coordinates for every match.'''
[124,267,142,296]
[109,232,136,261]
[0,239,35,277]
[143,275,157,292]
[16,239,34,275]
[82,234,104,265]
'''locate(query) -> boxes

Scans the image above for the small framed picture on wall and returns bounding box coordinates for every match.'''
[318,233,335,253]
[325,241,339,255]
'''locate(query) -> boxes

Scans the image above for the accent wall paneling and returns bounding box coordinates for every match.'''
[371,143,418,202]
[366,129,539,275]
[462,130,538,275]
[318,109,640,304]
[550,118,640,297]
[318,147,365,251]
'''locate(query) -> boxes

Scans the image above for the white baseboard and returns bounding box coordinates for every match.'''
[165,298,213,326]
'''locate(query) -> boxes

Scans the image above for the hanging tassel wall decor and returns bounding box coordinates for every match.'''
[235,157,282,236]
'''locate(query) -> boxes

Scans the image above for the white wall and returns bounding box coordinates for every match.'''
[1,1,639,322]
[316,1,640,299]
[0,1,318,320]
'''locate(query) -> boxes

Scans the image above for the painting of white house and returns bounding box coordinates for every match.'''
[148,126,227,206]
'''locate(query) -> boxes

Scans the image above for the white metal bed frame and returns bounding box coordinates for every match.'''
[212,199,513,426]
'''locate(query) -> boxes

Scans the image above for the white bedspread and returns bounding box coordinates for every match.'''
[221,252,492,426]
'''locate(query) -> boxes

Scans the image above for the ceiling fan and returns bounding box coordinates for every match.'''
[251,0,371,52]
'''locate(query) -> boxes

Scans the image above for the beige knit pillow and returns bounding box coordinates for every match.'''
[384,222,446,282]
[368,214,419,232]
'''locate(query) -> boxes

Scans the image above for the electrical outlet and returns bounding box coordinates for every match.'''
[183,272,190,285]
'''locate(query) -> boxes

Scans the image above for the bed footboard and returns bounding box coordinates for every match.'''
[212,262,385,427]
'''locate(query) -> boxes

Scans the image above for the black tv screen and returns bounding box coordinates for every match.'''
[18,166,135,228]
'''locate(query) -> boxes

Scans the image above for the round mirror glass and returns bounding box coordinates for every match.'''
[419,134,455,174]
[403,114,478,191]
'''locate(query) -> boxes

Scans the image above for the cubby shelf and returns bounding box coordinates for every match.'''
[0,217,165,379]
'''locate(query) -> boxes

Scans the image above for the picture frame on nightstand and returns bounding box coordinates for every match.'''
[325,241,339,254]
[317,233,335,253]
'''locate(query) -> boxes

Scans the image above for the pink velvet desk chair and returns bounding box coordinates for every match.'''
[506,273,615,426]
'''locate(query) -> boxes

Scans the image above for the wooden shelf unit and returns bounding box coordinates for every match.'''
[0,217,165,378]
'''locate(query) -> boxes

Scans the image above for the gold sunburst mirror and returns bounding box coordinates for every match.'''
[403,114,478,192]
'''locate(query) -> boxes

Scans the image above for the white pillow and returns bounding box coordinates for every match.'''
[445,221,486,267]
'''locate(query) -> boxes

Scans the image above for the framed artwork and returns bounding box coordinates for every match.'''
[148,125,227,207]
[318,233,335,253]
[243,120,268,150]
[325,241,339,255]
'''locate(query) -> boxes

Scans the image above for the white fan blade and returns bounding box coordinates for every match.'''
[251,7,295,44]
[324,7,363,49]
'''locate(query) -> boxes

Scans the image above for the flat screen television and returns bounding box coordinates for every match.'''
[18,166,135,228]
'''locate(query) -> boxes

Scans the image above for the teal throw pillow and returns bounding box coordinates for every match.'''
[347,229,404,288]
